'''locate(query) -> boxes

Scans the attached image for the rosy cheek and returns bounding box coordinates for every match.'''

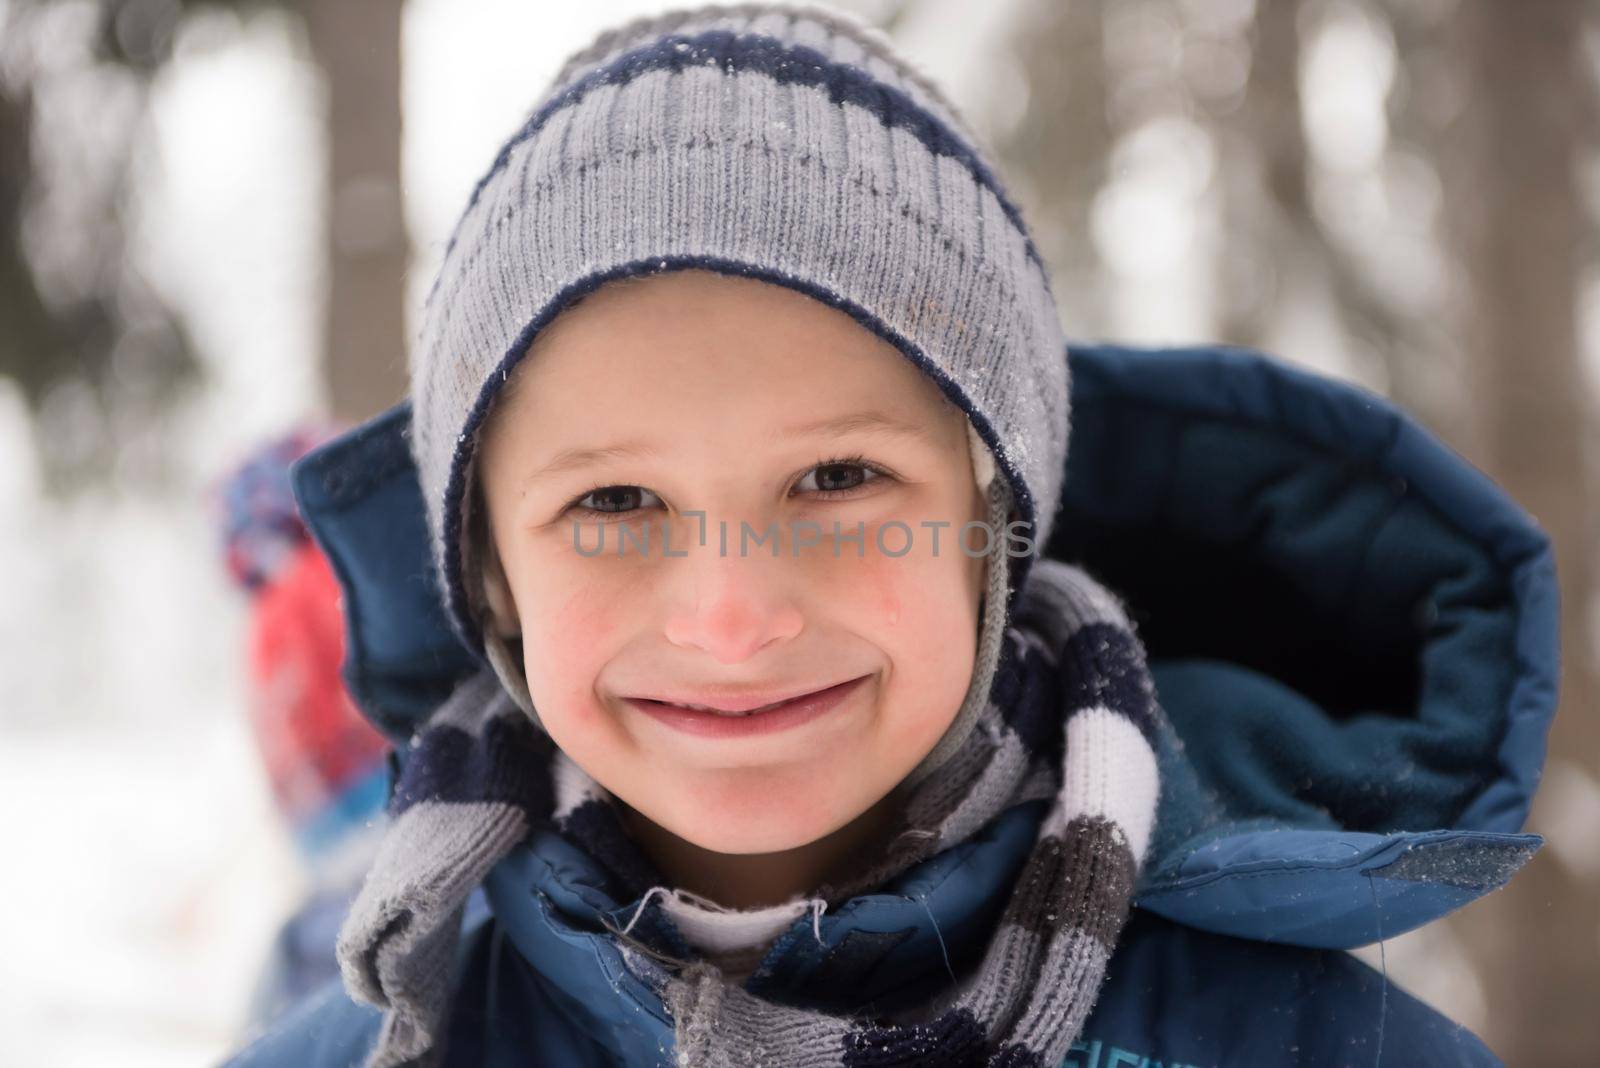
[557,580,618,647]
[856,525,968,631]
[521,579,620,723]
[861,551,904,629]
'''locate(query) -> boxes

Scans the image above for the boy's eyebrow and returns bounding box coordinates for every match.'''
[520,442,660,488]
[520,410,934,488]
[780,410,936,442]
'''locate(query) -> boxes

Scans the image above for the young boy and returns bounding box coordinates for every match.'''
[224,4,1556,1066]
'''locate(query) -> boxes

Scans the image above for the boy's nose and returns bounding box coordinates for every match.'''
[661,547,804,665]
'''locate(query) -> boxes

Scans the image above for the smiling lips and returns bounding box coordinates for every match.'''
[628,679,861,716]
[657,696,796,717]
[623,675,872,737]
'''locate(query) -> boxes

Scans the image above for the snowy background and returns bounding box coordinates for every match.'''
[2,0,1597,1064]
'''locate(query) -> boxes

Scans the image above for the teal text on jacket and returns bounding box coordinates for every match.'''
[1064,1037,1209,1068]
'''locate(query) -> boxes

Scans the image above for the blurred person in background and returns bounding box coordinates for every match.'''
[211,425,393,1035]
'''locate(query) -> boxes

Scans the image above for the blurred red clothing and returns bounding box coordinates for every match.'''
[246,539,389,833]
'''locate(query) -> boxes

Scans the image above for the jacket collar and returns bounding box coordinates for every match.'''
[478,796,1048,1053]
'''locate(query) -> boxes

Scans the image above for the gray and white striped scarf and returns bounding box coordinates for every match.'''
[337,558,1164,1067]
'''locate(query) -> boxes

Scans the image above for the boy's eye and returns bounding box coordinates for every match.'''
[564,455,888,520]
[793,456,884,496]
[570,485,664,518]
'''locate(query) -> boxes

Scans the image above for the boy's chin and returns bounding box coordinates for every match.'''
[672,815,843,857]
[660,811,822,856]
[664,781,901,857]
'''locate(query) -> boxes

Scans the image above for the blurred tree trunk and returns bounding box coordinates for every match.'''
[1210,0,1294,352]
[301,0,409,422]
[0,70,61,400]
[994,0,1114,335]
[1440,2,1600,1063]
[1217,0,1465,440]
[0,1,203,492]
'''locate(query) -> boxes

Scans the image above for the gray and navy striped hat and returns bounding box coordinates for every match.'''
[410,2,1070,780]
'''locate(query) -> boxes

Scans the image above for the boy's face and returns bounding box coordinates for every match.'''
[477,268,990,856]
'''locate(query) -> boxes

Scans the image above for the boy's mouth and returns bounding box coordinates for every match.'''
[646,698,793,718]
[624,676,869,718]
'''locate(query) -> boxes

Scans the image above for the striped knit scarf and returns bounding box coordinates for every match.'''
[337,558,1164,1067]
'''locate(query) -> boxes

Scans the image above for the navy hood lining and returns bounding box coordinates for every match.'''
[1050,344,1554,857]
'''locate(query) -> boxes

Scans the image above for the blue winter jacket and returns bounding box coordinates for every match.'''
[221,343,1558,1067]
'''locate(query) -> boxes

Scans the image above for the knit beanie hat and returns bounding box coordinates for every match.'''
[409,2,1070,788]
